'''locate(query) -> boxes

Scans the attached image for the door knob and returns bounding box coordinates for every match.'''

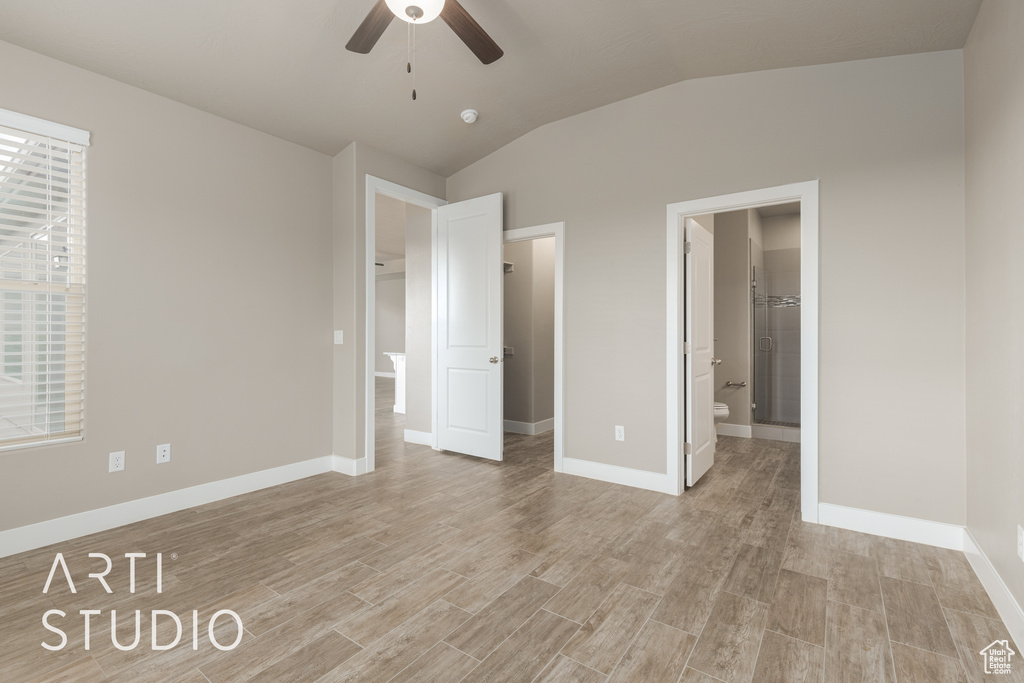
[489,356,500,364]
[711,358,722,366]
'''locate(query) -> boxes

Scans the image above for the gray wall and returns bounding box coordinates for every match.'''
[447,51,967,525]
[713,210,752,427]
[503,241,536,424]
[532,238,556,423]
[964,0,1024,612]
[0,40,334,531]
[374,275,405,374]
[404,205,432,435]
[763,214,801,250]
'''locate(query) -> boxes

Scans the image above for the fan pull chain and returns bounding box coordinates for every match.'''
[411,23,417,100]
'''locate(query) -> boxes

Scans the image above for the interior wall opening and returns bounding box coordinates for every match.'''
[666,180,818,517]
[368,184,440,471]
[706,203,802,445]
[501,236,556,465]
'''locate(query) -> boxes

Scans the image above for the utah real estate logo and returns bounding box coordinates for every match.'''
[980,639,1015,675]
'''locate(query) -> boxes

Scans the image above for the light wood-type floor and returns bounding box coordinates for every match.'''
[1,378,1019,682]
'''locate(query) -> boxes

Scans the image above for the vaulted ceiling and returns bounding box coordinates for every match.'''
[0,0,982,175]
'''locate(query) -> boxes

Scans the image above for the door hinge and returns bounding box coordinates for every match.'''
[683,342,691,355]
[684,242,692,254]
[683,442,692,455]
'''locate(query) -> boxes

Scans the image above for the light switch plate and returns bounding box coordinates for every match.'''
[334,330,344,345]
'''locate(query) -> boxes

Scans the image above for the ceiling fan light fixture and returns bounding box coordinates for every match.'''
[385,0,445,24]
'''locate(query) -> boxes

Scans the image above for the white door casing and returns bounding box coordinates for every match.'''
[436,193,504,460]
[685,218,715,487]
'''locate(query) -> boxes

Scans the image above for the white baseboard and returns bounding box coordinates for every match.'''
[751,424,801,443]
[963,528,1024,651]
[0,456,336,559]
[403,430,432,446]
[533,418,554,434]
[817,503,964,550]
[716,424,752,438]
[332,456,368,477]
[560,456,672,494]
[375,372,396,379]
[503,418,555,436]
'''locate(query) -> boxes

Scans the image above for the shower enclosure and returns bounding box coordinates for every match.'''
[751,262,801,428]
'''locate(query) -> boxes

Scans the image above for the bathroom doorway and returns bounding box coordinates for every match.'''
[699,203,801,444]
[666,181,818,520]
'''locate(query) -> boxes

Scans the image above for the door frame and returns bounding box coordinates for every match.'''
[365,178,567,471]
[502,223,566,472]
[365,175,446,471]
[666,181,819,522]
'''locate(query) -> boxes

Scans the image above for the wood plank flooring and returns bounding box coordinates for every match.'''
[0,377,1019,682]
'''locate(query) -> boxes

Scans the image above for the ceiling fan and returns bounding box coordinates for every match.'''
[346,0,504,65]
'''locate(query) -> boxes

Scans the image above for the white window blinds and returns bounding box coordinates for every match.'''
[0,110,88,450]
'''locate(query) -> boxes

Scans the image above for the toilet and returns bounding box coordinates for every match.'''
[713,402,729,442]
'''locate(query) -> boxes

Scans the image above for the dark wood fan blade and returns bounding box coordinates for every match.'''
[440,0,503,64]
[346,0,395,54]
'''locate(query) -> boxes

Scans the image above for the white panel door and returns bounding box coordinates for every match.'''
[685,218,715,486]
[437,193,504,460]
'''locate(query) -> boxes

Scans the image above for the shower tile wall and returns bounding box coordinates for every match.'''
[764,248,801,424]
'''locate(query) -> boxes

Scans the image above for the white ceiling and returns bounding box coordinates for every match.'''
[0,0,982,176]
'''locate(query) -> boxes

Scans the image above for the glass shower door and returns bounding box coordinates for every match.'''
[752,267,770,424]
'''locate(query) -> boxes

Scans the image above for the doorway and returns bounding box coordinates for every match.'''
[704,203,802,444]
[667,181,819,522]
[364,176,445,473]
[364,175,565,472]
[503,224,565,472]
[371,193,433,467]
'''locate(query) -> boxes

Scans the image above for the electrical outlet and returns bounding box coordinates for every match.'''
[156,443,171,464]
[1017,525,1023,563]
[615,425,625,441]
[334,330,344,345]
[109,451,125,472]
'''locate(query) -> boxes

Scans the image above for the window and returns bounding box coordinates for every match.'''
[0,109,89,450]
